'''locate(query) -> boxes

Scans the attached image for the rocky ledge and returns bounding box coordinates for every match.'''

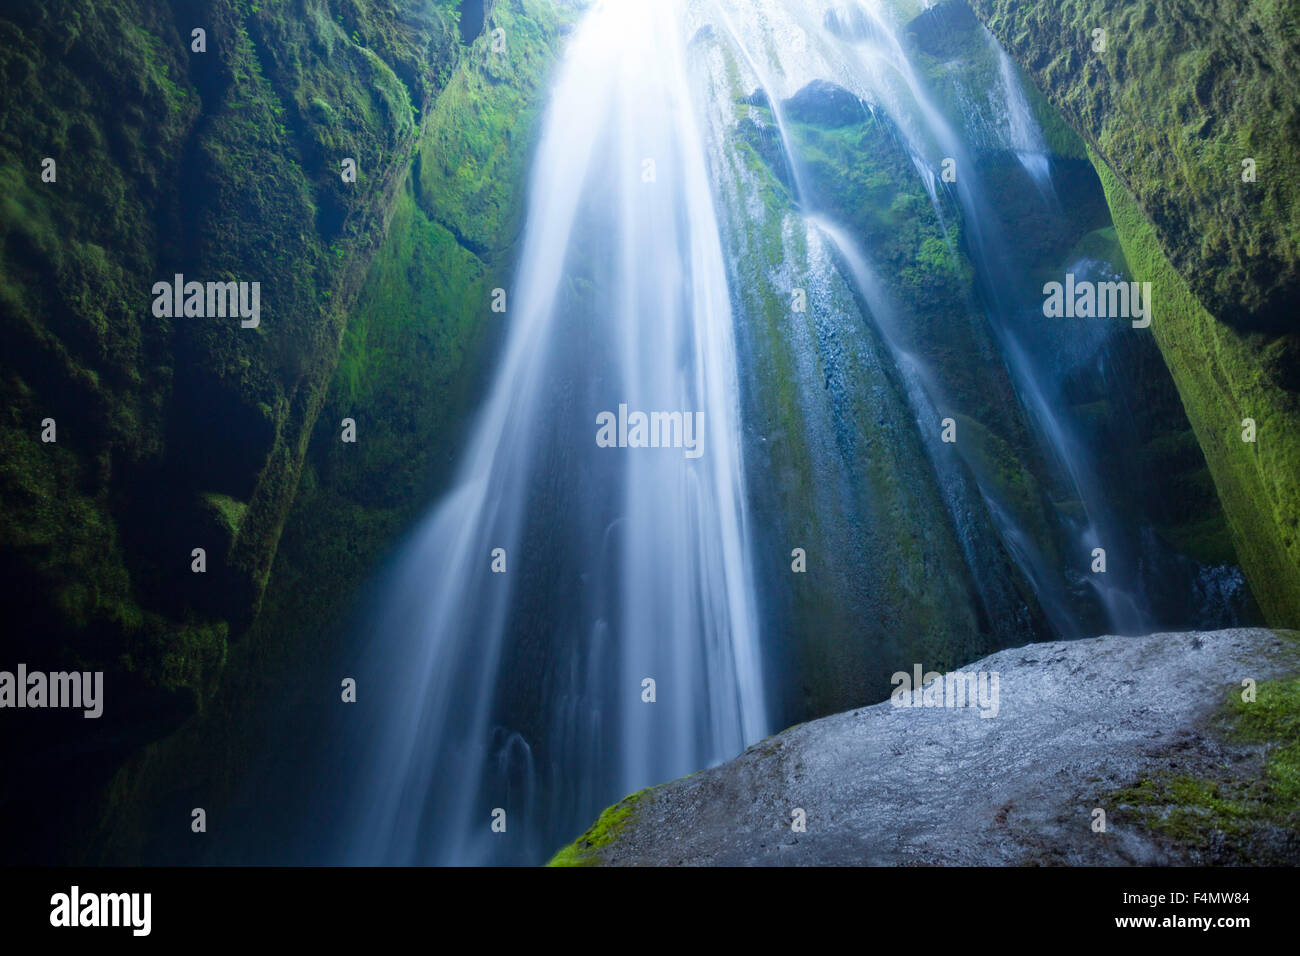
[552,629,1300,866]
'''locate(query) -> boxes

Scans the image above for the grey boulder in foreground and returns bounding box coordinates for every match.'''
[576,629,1299,866]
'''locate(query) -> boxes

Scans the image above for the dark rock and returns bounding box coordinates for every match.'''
[822,4,877,43]
[782,79,868,128]
[905,0,981,59]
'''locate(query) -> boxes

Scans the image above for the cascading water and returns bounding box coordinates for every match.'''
[322,0,1243,866]
[993,42,1055,198]
[336,0,766,866]
[705,0,1163,635]
[698,0,1081,641]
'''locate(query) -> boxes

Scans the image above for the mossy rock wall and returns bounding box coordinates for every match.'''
[0,0,461,728]
[1093,151,1300,626]
[0,0,568,863]
[696,28,1055,724]
[969,0,1300,625]
[969,0,1299,333]
[85,0,569,864]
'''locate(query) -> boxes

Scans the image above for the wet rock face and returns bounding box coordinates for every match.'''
[822,4,875,42]
[0,0,567,865]
[458,0,486,44]
[576,629,1299,866]
[904,0,981,59]
[782,80,868,128]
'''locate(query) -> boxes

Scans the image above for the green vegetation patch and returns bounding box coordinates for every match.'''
[1231,675,1300,806]
[547,789,651,867]
[1110,668,1300,861]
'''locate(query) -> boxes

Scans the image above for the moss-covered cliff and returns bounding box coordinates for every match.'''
[0,0,568,863]
[0,0,455,729]
[89,0,570,864]
[970,0,1300,626]
[697,1,1249,721]
[970,0,1299,332]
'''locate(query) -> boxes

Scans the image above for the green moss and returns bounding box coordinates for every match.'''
[547,789,650,867]
[969,0,1300,329]
[1158,515,1238,569]
[901,0,1086,162]
[200,492,248,538]
[719,59,1018,713]
[416,0,574,255]
[1063,225,1125,270]
[781,112,1042,453]
[1229,675,1300,805]
[0,0,467,724]
[276,0,566,610]
[954,413,1060,570]
[1109,665,1300,859]
[1091,147,1300,626]
[1022,70,1087,161]
[0,418,136,638]
[148,616,230,706]
[1112,774,1258,846]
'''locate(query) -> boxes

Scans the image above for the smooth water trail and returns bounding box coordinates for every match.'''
[708,0,813,203]
[812,1,1153,633]
[338,0,766,865]
[992,40,1055,200]
[700,0,1074,634]
[700,0,1157,634]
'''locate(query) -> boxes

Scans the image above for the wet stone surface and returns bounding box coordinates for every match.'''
[593,629,1299,866]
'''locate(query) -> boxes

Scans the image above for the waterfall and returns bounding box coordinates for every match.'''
[336,0,766,866]
[321,0,1224,866]
[704,0,1159,635]
[992,41,1054,198]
